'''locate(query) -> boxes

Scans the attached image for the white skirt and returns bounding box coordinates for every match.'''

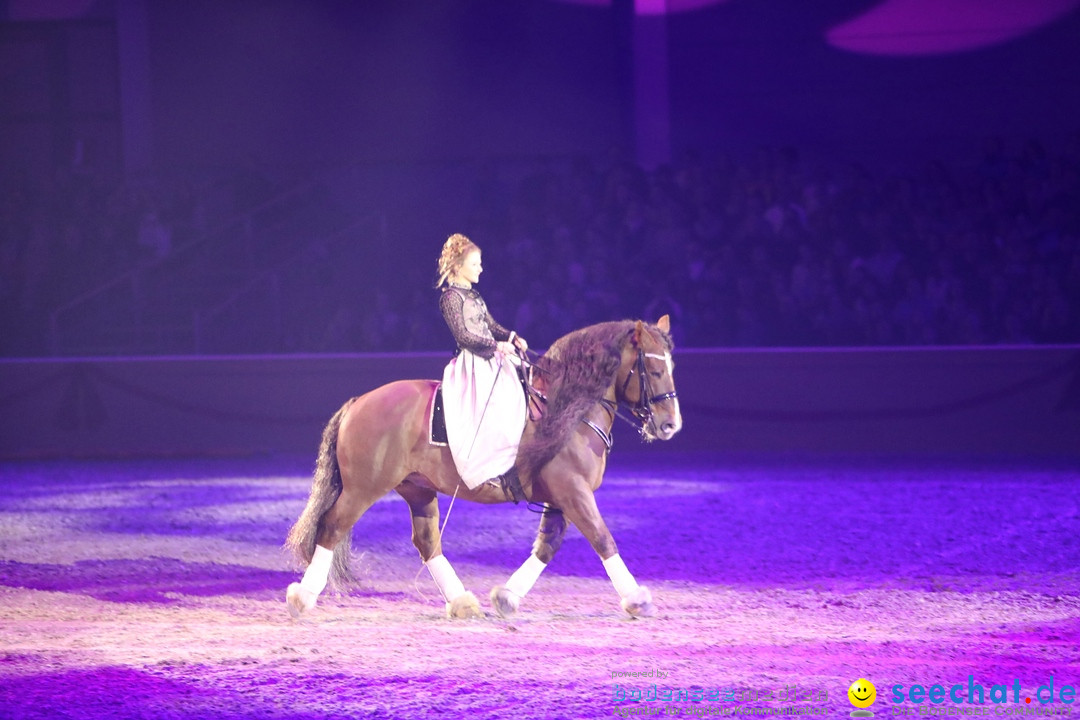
[441,349,526,489]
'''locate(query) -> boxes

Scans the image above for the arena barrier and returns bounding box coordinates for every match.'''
[1,346,1077,459]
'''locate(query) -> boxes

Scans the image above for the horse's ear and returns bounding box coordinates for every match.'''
[656,314,671,334]
[632,320,645,347]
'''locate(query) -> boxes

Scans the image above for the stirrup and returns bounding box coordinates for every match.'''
[497,468,527,504]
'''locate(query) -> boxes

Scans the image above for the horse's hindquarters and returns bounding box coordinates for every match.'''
[336,380,439,495]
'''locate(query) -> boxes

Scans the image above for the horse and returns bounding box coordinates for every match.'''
[285,315,682,619]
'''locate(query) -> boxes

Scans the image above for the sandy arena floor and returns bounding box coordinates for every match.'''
[1,454,1078,719]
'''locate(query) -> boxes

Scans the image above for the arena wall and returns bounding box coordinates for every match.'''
[2,347,1077,460]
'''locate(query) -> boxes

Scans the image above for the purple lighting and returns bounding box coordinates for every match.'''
[827,0,1080,56]
[550,0,732,14]
[6,0,96,20]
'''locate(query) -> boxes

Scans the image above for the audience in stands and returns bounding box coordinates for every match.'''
[2,135,1077,355]
[422,136,1079,350]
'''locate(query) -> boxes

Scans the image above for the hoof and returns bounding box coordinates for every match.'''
[490,585,521,618]
[621,586,656,618]
[446,591,484,619]
[286,582,317,619]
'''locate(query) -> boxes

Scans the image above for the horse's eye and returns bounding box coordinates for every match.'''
[650,370,663,379]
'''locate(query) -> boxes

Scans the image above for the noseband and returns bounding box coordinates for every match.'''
[602,349,678,440]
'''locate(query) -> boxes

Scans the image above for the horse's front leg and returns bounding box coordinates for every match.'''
[556,478,656,618]
[491,505,566,617]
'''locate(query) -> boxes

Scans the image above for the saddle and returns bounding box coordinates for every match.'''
[427,381,529,504]
[429,355,539,448]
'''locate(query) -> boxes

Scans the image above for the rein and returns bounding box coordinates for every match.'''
[516,349,550,423]
[520,346,678,448]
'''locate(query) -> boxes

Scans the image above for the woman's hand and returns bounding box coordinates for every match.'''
[513,335,529,353]
[496,341,517,356]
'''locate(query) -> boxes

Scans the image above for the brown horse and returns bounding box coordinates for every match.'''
[285,316,681,619]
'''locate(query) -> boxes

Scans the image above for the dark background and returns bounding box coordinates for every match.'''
[2,0,1079,356]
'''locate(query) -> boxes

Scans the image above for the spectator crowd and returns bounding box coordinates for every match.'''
[3,135,1078,355]
[366,135,1080,351]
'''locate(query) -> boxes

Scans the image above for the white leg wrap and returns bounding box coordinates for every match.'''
[603,554,639,599]
[299,544,334,596]
[505,554,547,599]
[426,554,467,602]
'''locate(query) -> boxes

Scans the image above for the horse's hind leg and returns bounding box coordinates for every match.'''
[287,487,376,618]
[491,505,566,618]
[396,479,482,619]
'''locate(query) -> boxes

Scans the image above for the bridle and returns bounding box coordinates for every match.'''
[511,331,677,514]
[600,348,678,441]
[517,335,678,450]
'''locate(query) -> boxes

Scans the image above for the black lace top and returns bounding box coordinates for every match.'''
[439,286,512,359]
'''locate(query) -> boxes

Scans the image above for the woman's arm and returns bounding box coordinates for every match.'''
[490,317,528,352]
[488,317,513,343]
[439,290,498,359]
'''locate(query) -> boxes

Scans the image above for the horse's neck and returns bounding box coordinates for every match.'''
[525,366,616,419]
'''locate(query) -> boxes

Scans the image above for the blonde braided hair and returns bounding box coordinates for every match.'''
[435,233,480,288]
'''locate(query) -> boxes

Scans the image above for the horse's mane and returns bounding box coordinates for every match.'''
[517,320,672,481]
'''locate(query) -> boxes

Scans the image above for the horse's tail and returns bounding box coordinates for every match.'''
[285,398,357,589]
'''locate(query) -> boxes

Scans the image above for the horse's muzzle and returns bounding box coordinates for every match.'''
[653,405,682,441]
[657,418,681,441]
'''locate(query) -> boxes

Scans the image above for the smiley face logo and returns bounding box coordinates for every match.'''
[848,678,877,712]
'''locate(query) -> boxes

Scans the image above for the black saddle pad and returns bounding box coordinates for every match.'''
[430,385,448,445]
